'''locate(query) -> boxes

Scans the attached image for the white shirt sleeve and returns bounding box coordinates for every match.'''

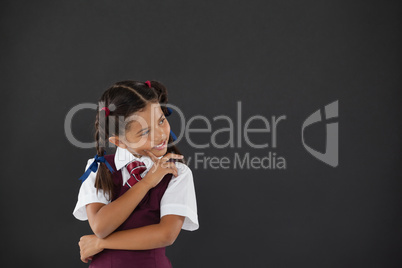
[72,158,111,221]
[160,162,199,231]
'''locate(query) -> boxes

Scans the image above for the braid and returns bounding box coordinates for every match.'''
[95,105,106,157]
[94,100,115,200]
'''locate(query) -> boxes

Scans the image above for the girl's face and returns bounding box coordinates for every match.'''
[114,102,170,158]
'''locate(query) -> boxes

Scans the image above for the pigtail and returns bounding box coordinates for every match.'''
[166,135,186,164]
[94,101,115,200]
[149,80,186,164]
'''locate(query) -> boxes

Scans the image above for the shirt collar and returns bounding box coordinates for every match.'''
[114,146,162,171]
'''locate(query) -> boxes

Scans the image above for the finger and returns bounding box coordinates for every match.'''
[170,166,178,177]
[161,162,176,169]
[161,153,184,162]
[166,164,178,176]
[163,153,184,159]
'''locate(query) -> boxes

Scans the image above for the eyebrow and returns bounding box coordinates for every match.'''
[136,114,165,135]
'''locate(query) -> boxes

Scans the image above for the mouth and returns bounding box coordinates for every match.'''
[153,140,167,150]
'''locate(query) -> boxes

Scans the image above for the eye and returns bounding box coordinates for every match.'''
[141,130,150,136]
[139,118,165,136]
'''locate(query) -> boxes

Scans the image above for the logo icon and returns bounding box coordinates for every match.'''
[301,100,339,167]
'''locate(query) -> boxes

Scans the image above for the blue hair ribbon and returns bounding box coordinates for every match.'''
[166,107,173,116]
[170,130,177,141]
[78,153,115,183]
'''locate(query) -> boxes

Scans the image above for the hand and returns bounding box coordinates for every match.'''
[79,234,104,263]
[141,150,183,188]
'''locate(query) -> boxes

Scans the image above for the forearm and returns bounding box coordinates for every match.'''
[98,223,170,251]
[89,180,151,238]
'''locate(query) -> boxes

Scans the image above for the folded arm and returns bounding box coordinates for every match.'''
[101,214,184,249]
[79,215,185,263]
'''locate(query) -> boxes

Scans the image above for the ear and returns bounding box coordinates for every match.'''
[109,136,127,149]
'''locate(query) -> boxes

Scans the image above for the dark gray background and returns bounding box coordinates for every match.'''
[1,0,401,267]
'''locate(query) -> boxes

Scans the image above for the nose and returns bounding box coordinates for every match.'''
[155,126,166,142]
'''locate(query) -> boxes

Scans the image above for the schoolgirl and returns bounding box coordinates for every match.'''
[73,80,198,267]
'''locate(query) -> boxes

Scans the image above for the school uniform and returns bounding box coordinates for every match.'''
[73,146,199,268]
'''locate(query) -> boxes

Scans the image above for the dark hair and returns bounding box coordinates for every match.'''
[94,80,184,200]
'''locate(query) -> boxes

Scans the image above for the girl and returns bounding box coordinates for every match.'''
[73,80,199,267]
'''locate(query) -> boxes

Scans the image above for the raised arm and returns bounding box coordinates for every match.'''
[86,152,182,239]
[79,215,185,263]
[86,180,152,239]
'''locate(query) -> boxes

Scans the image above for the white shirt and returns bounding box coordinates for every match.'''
[73,147,199,231]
